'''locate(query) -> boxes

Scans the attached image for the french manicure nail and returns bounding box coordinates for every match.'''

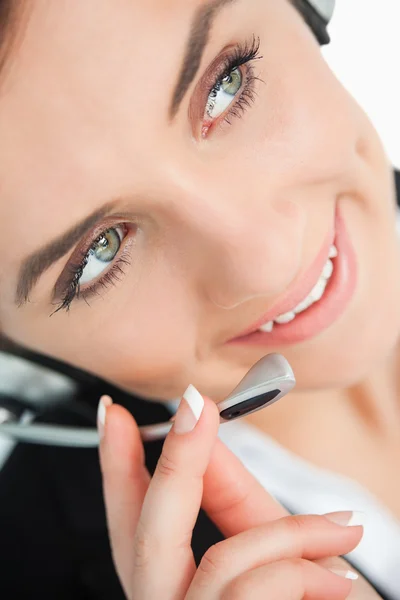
[97,395,113,439]
[329,568,359,580]
[173,384,204,435]
[323,511,366,527]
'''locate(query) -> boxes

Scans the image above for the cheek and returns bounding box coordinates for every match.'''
[101,288,197,398]
[213,58,363,203]
[14,265,198,400]
[292,196,400,391]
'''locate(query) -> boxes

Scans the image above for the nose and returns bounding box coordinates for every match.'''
[194,199,306,310]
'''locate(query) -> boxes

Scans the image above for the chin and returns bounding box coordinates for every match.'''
[291,192,400,391]
[291,290,400,392]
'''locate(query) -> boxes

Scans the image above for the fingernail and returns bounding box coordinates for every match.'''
[173,384,204,435]
[323,511,366,527]
[97,395,113,440]
[329,568,359,581]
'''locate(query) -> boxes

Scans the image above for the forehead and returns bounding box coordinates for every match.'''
[0,0,205,263]
[0,0,194,148]
[1,0,215,119]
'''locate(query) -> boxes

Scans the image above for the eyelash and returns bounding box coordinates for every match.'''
[204,35,263,134]
[51,226,132,315]
[51,38,262,314]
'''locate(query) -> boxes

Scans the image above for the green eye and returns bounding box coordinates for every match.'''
[93,229,121,262]
[79,227,123,285]
[221,68,242,95]
[206,67,243,120]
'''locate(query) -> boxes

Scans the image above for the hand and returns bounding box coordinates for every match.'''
[98,391,381,599]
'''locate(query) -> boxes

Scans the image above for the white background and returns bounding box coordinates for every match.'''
[322,0,400,168]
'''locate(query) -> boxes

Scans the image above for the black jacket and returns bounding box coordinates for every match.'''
[0,359,224,600]
[0,171,399,599]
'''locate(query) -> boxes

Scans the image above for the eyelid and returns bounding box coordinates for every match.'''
[53,218,135,302]
[188,44,238,136]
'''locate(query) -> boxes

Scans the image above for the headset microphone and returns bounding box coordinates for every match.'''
[0,354,295,447]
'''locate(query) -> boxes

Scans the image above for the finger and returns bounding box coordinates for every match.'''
[220,559,355,600]
[132,388,220,600]
[98,396,150,593]
[316,557,378,600]
[187,512,363,598]
[202,436,288,536]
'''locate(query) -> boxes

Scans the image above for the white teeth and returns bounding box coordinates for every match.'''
[293,295,315,314]
[322,259,333,279]
[258,245,338,333]
[329,245,338,258]
[310,278,327,302]
[259,320,274,333]
[275,311,296,324]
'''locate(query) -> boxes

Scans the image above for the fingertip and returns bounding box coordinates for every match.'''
[99,399,146,469]
[97,395,113,439]
[106,402,142,443]
[200,393,221,439]
[100,394,113,407]
[200,394,221,431]
[168,395,218,426]
[203,394,220,415]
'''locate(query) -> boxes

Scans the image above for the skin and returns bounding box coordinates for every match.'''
[98,395,379,598]
[1,0,400,524]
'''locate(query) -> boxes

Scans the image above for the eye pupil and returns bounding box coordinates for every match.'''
[221,67,242,95]
[205,67,244,122]
[94,229,120,262]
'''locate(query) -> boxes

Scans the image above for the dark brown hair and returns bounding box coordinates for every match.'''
[0,0,22,85]
[0,0,328,356]
[0,2,13,350]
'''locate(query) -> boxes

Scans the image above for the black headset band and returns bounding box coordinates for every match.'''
[294,0,332,45]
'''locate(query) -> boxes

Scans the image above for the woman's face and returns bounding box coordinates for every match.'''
[0,0,399,402]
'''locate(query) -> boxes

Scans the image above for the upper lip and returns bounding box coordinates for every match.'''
[230,225,336,340]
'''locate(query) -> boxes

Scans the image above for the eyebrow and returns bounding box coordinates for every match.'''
[15,0,237,306]
[16,201,118,306]
[169,0,237,119]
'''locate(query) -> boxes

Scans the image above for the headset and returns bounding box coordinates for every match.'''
[295,0,335,45]
[0,0,334,448]
[309,0,335,23]
[0,353,295,446]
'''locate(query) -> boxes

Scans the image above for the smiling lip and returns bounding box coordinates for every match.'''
[228,205,357,346]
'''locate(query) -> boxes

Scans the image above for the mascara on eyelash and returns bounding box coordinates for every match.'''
[207,35,261,103]
[50,225,130,315]
[50,253,131,316]
[202,35,262,137]
[51,37,263,309]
